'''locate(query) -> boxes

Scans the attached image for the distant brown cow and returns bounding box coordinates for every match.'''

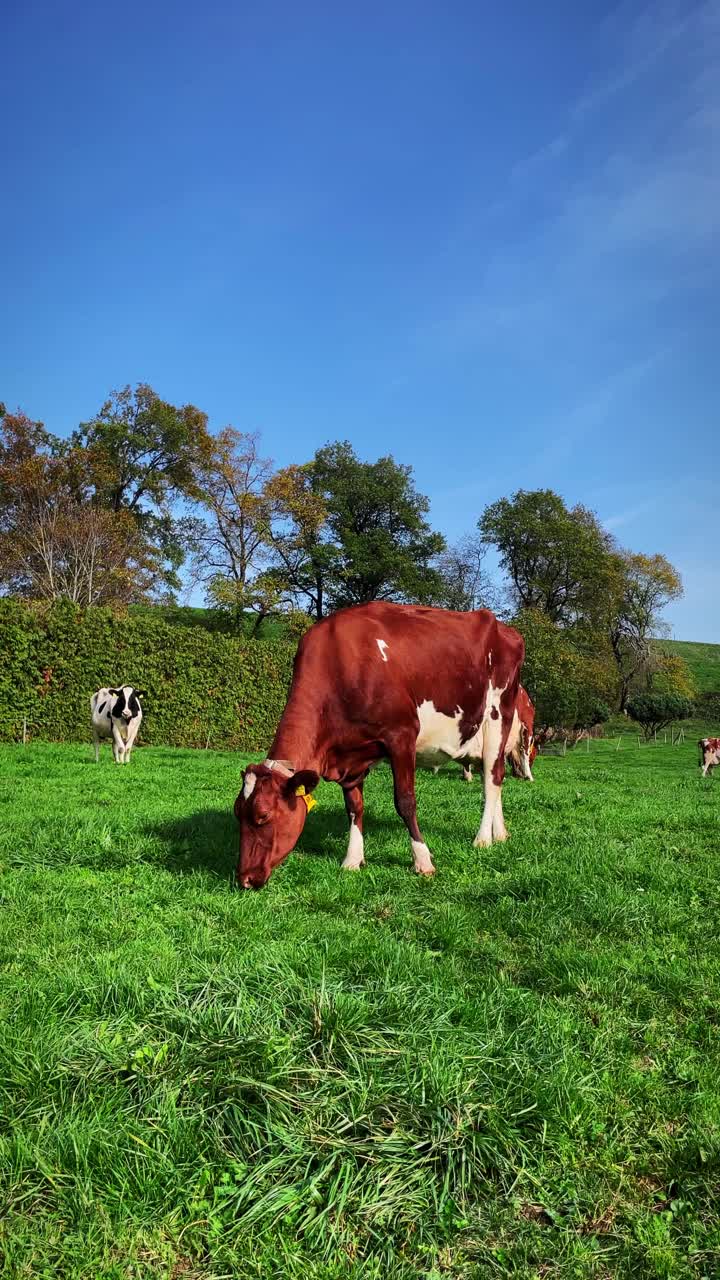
[234,602,525,888]
[699,737,720,777]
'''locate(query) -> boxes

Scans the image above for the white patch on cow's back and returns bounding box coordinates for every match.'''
[242,773,257,799]
[376,638,389,662]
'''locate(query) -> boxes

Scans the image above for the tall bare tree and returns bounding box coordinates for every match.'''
[0,410,156,605]
[434,534,497,612]
[190,428,274,589]
[609,551,683,710]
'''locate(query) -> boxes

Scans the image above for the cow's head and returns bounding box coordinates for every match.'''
[234,761,320,889]
[111,686,144,722]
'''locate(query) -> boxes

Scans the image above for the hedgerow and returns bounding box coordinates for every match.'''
[0,599,295,750]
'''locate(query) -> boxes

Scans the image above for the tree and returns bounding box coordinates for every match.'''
[5,505,154,606]
[517,608,618,731]
[189,428,276,628]
[261,445,446,620]
[433,534,497,611]
[649,652,696,702]
[73,384,214,591]
[479,489,617,628]
[0,411,156,605]
[608,552,683,710]
[264,463,331,620]
[626,692,693,740]
[303,442,445,615]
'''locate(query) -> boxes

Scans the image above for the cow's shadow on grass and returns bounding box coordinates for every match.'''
[144,804,404,881]
[144,809,239,880]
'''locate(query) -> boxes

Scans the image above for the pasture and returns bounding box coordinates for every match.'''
[1,739,719,1279]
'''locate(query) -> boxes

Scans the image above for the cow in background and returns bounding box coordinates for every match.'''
[235,601,525,888]
[455,685,537,784]
[699,737,720,778]
[91,686,144,763]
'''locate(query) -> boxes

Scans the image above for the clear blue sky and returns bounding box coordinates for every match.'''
[2,0,718,638]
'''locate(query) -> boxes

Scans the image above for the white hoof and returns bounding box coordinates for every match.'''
[343,823,365,869]
[411,841,436,876]
[342,855,365,871]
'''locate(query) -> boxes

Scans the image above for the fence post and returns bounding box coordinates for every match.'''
[616,735,622,751]
[586,735,590,752]
[22,717,27,747]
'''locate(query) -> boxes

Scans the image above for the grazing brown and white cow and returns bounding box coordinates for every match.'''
[456,684,537,784]
[699,737,720,778]
[91,686,144,763]
[234,602,525,888]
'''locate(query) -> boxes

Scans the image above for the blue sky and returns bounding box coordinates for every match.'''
[2,0,718,638]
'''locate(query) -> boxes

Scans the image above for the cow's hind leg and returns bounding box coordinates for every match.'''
[387,743,435,875]
[474,715,508,848]
[93,730,100,763]
[342,781,366,870]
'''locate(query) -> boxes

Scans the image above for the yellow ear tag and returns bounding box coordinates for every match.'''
[295,784,317,812]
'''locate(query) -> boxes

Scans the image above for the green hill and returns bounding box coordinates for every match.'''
[660,640,720,693]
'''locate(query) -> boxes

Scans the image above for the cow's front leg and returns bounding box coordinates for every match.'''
[123,719,140,764]
[111,723,125,764]
[388,745,435,875]
[342,782,365,870]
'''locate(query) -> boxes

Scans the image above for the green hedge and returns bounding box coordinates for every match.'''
[0,599,295,750]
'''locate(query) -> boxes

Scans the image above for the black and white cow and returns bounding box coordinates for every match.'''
[91,686,144,763]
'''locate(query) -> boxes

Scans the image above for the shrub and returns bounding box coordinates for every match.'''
[0,598,295,750]
[649,652,697,702]
[696,690,720,723]
[626,692,694,740]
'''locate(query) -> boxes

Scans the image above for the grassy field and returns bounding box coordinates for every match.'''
[1,739,719,1279]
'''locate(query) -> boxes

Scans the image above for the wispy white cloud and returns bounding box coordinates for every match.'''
[571,0,709,120]
[432,0,720,360]
[603,500,657,532]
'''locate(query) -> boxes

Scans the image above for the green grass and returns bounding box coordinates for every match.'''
[1,741,719,1279]
[128,604,292,641]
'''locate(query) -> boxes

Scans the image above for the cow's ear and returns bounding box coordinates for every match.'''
[135,690,146,699]
[285,769,320,799]
[108,688,120,696]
